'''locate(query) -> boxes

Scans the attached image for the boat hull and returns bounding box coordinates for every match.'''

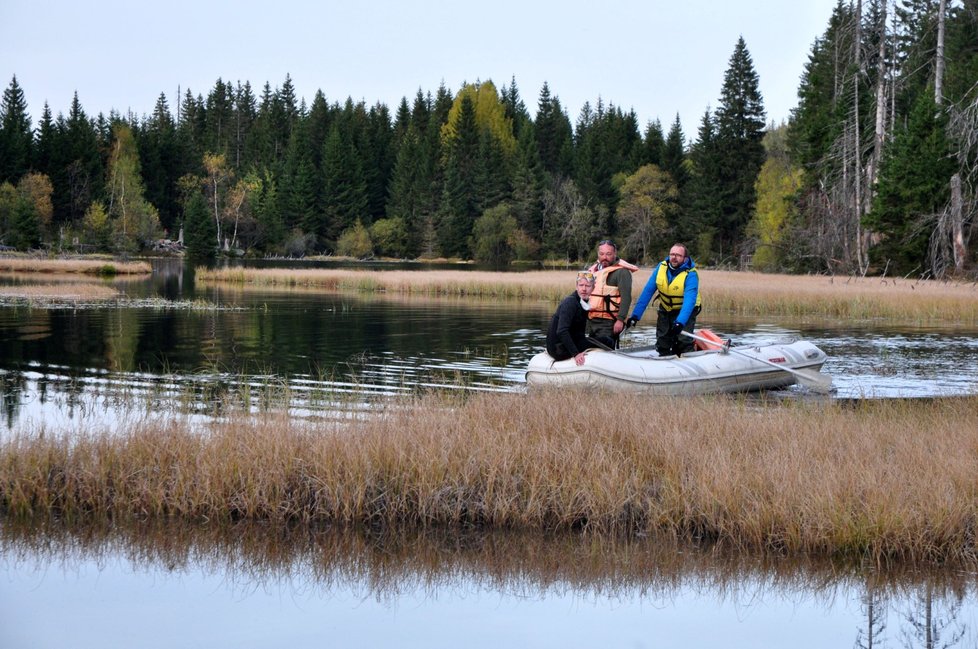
[525,340,828,395]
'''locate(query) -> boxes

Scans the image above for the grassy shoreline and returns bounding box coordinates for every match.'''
[0,257,152,275]
[4,391,978,565]
[198,266,978,324]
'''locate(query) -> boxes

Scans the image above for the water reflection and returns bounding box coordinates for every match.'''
[2,519,975,648]
[1,260,977,430]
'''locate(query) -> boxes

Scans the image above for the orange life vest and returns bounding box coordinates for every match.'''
[587,260,638,320]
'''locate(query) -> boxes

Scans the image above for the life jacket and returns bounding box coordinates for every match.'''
[587,259,638,320]
[654,261,702,312]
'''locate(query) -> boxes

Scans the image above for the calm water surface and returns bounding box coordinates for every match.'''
[2,259,977,648]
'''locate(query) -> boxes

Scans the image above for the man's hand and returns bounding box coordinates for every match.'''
[671,321,685,337]
[613,319,625,335]
[574,351,587,366]
[625,316,638,328]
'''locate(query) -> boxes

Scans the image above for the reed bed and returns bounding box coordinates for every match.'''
[198,266,574,302]
[3,391,978,565]
[0,257,152,275]
[0,281,120,301]
[198,266,978,324]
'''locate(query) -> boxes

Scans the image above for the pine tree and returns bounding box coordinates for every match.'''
[183,190,216,259]
[662,115,688,192]
[60,93,104,225]
[534,82,574,179]
[712,37,767,260]
[686,109,724,259]
[438,94,480,257]
[0,75,32,184]
[642,119,665,167]
[864,91,955,274]
[320,124,367,248]
[139,93,181,234]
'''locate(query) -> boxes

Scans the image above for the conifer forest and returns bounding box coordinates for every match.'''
[1,0,976,277]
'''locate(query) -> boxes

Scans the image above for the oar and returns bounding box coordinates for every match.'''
[680,330,833,394]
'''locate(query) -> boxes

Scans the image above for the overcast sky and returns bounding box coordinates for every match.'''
[1,0,839,138]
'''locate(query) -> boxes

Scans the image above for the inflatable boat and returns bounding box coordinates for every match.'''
[524,330,830,395]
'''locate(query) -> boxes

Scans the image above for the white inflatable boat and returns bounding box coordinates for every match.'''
[525,330,830,395]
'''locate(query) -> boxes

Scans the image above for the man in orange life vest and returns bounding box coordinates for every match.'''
[585,239,638,349]
[626,242,702,357]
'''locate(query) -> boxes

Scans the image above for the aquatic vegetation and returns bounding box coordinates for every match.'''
[197,267,978,324]
[0,257,152,275]
[3,390,977,566]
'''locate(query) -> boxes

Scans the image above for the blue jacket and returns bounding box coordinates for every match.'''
[631,255,699,326]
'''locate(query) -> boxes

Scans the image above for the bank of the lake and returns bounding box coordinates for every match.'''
[3,391,978,566]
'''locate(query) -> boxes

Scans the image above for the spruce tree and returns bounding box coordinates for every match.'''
[642,119,665,167]
[183,190,216,259]
[864,91,955,274]
[712,37,767,260]
[534,82,574,178]
[0,75,32,184]
[438,94,480,257]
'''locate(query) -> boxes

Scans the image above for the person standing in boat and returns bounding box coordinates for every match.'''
[626,243,702,357]
[546,271,602,365]
[585,239,638,349]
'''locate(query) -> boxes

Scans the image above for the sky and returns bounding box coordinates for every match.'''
[1,0,839,139]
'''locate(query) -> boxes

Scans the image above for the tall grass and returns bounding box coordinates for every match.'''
[4,391,978,565]
[0,281,120,301]
[0,258,152,275]
[198,267,978,324]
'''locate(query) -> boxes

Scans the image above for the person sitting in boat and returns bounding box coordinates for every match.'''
[626,243,702,357]
[585,239,638,349]
[546,271,603,365]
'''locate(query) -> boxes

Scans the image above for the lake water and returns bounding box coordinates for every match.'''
[2,259,977,648]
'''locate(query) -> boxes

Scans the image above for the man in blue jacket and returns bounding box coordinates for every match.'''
[626,243,702,357]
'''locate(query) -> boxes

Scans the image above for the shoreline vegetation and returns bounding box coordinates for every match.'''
[197,266,978,324]
[3,392,978,566]
[3,261,978,566]
[0,257,152,276]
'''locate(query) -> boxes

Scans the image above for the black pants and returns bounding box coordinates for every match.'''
[585,318,619,349]
[655,306,700,356]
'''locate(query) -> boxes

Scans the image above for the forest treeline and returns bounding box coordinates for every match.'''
[0,0,976,277]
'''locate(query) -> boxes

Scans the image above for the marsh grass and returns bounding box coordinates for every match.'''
[0,258,152,275]
[198,267,978,324]
[0,281,120,301]
[4,390,978,565]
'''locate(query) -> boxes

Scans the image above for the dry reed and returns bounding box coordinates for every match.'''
[4,391,978,565]
[198,267,978,324]
[0,281,120,300]
[0,257,152,275]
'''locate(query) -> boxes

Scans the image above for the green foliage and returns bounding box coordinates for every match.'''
[710,37,767,260]
[0,76,33,184]
[336,219,373,258]
[184,191,217,260]
[440,81,517,157]
[80,200,112,250]
[748,154,804,271]
[470,203,518,268]
[616,164,678,264]
[106,124,162,252]
[864,91,956,274]
[369,217,409,258]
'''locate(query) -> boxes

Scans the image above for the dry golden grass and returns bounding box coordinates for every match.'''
[0,257,152,275]
[198,267,575,302]
[198,266,978,323]
[4,391,978,565]
[0,281,120,300]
